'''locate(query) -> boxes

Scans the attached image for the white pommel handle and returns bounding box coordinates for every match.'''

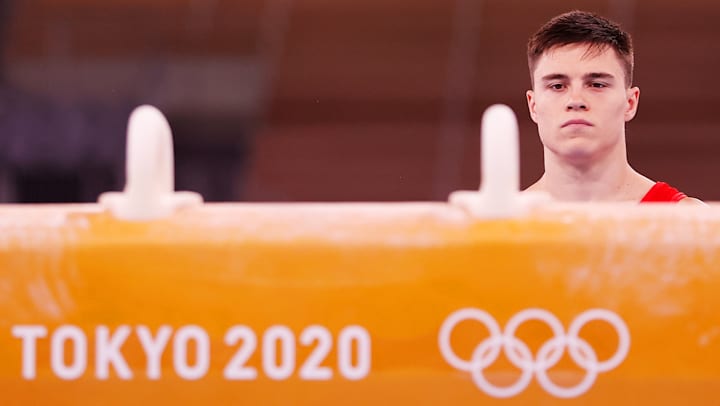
[99,105,203,221]
[449,104,549,218]
[480,104,519,209]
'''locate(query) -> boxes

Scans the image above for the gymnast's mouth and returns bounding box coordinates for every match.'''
[561,119,593,128]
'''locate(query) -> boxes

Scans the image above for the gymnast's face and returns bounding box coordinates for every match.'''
[526,43,640,164]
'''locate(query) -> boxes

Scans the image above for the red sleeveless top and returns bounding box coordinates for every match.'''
[640,182,687,203]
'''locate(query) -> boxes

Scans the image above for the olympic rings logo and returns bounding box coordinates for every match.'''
[438,308,630,398]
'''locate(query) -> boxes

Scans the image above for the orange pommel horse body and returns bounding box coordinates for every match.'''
[0,202,719,405]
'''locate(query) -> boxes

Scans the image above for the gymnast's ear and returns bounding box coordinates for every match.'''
[527,90,538,124]
[624,86,640,122]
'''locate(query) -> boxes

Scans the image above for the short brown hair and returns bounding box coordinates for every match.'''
[527,10,634,87]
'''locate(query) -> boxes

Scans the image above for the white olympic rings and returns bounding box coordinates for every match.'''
[438,308,630,398]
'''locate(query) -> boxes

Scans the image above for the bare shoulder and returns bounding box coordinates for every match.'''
[678,197,707,206]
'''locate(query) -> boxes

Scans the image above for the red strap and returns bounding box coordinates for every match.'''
[640,182,687,203]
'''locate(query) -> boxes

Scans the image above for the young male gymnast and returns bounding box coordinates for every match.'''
[524,10,702,204]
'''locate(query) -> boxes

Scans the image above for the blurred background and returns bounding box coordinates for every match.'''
[0,0,717,203]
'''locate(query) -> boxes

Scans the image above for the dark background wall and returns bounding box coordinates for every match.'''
[0,0,717,203]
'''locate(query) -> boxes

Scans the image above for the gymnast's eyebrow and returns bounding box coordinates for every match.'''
[540,73,569,82]
[583,72,615,81]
